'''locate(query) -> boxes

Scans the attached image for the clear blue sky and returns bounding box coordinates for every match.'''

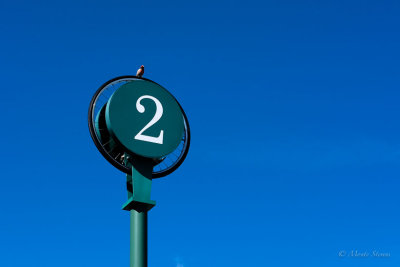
[1,0,399,266]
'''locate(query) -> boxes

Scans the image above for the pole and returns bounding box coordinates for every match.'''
[130,210,148,267]
[123,156,154,267]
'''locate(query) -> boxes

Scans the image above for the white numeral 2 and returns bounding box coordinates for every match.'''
[134,95,164,144]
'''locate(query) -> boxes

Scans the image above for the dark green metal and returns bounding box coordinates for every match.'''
[130,210,147,267]
[122,155,155,267]
[122,156,156,212]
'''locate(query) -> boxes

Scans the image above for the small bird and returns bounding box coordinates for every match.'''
[136,65,144,78]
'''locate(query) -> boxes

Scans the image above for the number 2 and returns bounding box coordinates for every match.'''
[134,95,164,144]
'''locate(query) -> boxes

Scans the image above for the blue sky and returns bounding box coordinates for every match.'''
[1,0,400,266]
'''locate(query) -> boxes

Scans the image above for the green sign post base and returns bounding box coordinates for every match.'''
[122,157,156,212]
[121,155,156,267]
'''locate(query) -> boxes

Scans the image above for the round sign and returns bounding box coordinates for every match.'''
[105,80,184,159]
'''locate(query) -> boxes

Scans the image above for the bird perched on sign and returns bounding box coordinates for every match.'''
[136,65,144,78]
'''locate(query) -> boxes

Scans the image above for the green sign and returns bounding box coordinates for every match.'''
[105,80,184,159]
[89,75,191,267]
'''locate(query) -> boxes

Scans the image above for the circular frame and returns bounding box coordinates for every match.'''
[88,76,191,178]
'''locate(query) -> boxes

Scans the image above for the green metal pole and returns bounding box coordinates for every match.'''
[130,210,148,267]
[123,156,154,267]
